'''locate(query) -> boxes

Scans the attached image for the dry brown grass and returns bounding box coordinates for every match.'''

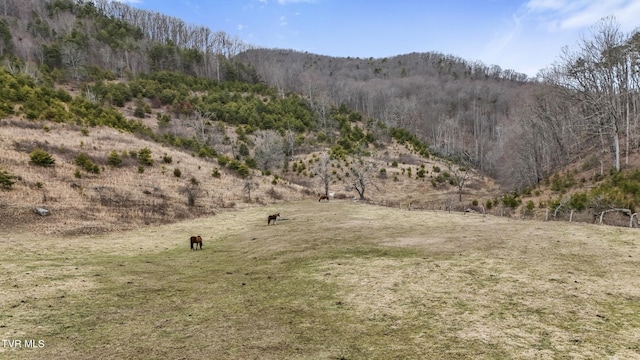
[1,199,639,359]
[0,121,309,234]
[0,118,500,236]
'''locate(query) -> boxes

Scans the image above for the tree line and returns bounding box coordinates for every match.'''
[239,48,532,187]
[526,17,640,180]
[0,0,255,82]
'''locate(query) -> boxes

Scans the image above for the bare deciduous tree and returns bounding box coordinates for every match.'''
[180,183,201,206]
[445,158,471,202]
[243,179,259,201]
[284,126,296,159]
[542,17,635,172]
[61,42,85,80]
[183,109,211,143]
[315,151,332,196]
[345,157,378,200]
[253,130,284,171]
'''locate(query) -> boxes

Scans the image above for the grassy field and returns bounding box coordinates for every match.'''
[1,199,640,359]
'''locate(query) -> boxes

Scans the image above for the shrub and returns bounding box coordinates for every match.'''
[236,164,250,178]
[0,168,15,188]
[525,200,535,213]
[245,157,257,169]
[330,144,348,160]
[138,147,154,166]
[75,153,100,174]
[551,172,575,193]
[133,105,146,118]
[30,148,55,167]
[432,171,452,186]
[173,168,182,178]
[211,168,221,178]
[228,160,250,178]
[217,155,231,167]
[157,113,171,128]
[485,199,493,210]
[569,192,589,211]
[198,146,217,158]
[108,150,122,167]
[501,193,522,208]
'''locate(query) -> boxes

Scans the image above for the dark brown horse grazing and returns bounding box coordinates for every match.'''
[190,235,203,250]
[267,213,280,225]
[318,195,329,202]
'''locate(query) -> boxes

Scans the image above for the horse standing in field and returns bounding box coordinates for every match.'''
[267,213,280,225]
[318,195,329,202]
[190,235,203,250]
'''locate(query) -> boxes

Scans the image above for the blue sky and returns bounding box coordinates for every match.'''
[121,0,640,77]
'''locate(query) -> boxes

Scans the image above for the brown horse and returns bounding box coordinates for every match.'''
[267,213,280,225]
[190,235,203,250]
[318,195,329,202]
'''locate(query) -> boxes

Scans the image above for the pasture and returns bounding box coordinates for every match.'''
[1,199,640,359]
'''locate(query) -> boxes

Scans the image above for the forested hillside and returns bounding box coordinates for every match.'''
[2,0,640,228]
[0,0,501,234]
[240,49,533,185]
[239,19,640,225]
[1,0,255,81]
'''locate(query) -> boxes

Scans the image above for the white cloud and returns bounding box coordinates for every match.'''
[483,13,523,59]
[525,0,640,31]
[279,16,288,26]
